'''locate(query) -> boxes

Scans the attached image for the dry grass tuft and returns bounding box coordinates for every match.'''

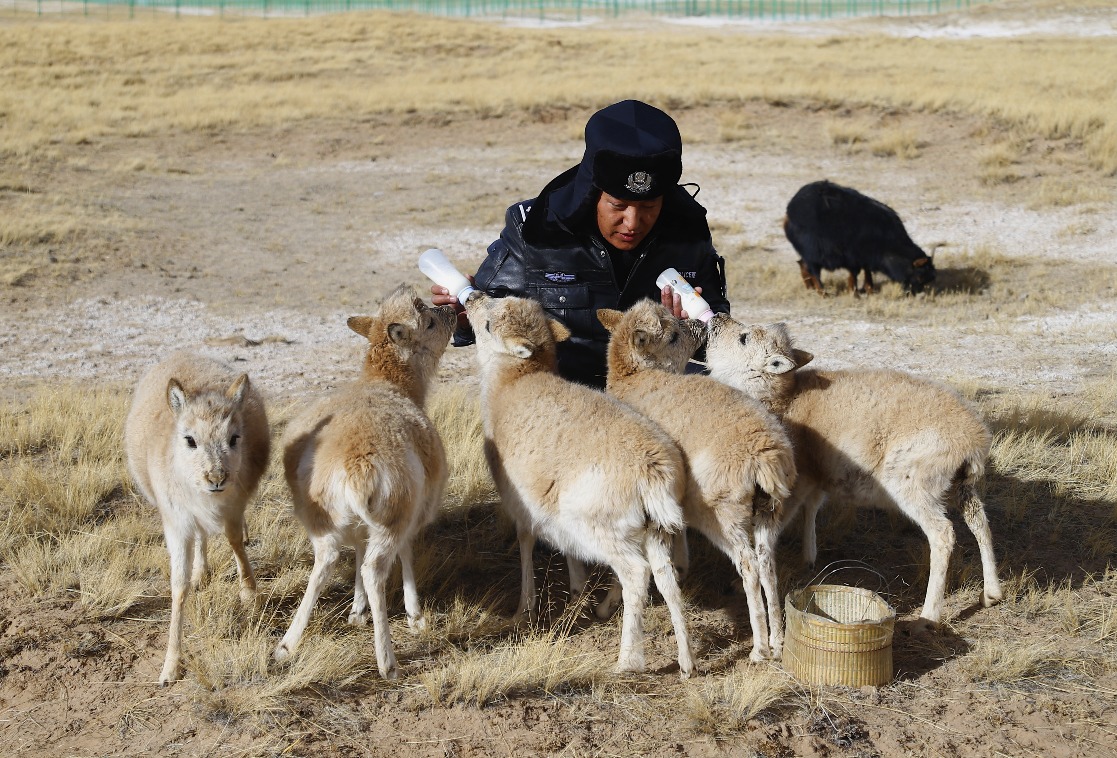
[868,128,923,159]
[959,637,1084,683]
[0,382,129,460]
[418,631,611,706]
[685,664,798,735]
[988,391,1117,506]
[978,141,1026,185]
[0,384,132,555]
[826,119,870,150]
[1029,178,1112,209]
[716,112,756,143]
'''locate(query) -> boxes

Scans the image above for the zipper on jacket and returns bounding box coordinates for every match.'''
[591,233,659,295]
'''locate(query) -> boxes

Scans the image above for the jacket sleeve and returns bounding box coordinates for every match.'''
[691,242,730,315]
[451,203,533,347]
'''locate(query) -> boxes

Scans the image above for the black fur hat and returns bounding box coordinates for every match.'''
[524,100,697,243]
[584,100,683,200]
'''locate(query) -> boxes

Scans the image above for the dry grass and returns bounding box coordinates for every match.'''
[978,141,1026,186]
[427,386,497,511]
[868,128,923,159]
[419,632,612,706]
[684,664,799,735]
[1,374,1113,735]
[826,119,870,150]
[1029,178,1113,209]
[959,635,1095,684]
[0,6,1113,754]
[1,13,1116,174]
[723,243,1117,323]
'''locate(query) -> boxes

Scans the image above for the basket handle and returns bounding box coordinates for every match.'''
[807,559,892,598]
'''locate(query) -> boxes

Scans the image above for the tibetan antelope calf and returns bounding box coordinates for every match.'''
[705,317,1002,631]
[464,292,696,677]
[599,301,796,660]
[274,286,455,679]
[124,351,270,685]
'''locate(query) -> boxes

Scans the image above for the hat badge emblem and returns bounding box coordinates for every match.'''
[625,171,653,194]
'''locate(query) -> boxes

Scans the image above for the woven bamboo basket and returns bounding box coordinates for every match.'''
[783,584,897,687]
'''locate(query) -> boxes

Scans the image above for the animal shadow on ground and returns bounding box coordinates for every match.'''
[763,447,1113,680]
[930,264,992,294]
[399,397,1114,678]
[417,502,614,635]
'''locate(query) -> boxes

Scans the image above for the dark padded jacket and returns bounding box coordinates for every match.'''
[454,166,729,388]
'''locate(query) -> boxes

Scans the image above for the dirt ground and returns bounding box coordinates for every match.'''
[2,6,1117,758]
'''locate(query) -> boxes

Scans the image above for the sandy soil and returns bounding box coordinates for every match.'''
[1,6,1116,758]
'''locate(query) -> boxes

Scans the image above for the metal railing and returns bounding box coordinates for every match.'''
[4,0,985,20]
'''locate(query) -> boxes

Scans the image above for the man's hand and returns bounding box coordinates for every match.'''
[661,284,703,319]
[431,279,472,327]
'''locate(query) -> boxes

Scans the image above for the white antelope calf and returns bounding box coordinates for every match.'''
[274,286,455,679]
[464,291,695,677]
[704,317,1003,631]
[124,351,270,685]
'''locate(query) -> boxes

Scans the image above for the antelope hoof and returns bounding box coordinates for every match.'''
[902,617,939,636]
[614,658,646,674]
[159,660,180,686]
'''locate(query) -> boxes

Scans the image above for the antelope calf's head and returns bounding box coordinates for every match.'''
[599,299,704,377]
[166,373,251,494]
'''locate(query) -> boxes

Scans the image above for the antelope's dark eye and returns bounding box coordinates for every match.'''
[668,331,679,345]
[185,436,197,449]
[230,434,240,448]
[426,315,436,330]
[739,334,748,346]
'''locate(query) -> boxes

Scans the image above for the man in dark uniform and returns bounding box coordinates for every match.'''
[431,99,729,388]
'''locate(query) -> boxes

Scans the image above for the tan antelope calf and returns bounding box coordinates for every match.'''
[464,292,695,677]
[274,286,455,679]
[704,317,1003,631]
[124,351,270,685]
[598,301,797,661]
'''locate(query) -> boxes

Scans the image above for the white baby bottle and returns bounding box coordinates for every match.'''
[418,248,477,305]
[656,268,714,322]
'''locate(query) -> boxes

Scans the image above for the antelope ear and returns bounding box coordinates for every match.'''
[765,355,797,375]
[913,257,930,268]
[387,323,412,345]
[507,338,534,359]
[597,309,623,332]
[792,349,814,368]
[633,329,651,350]
[167,379,188,416]
[547,319,572,344]
[226,374,250,405]
[347,316,373,337]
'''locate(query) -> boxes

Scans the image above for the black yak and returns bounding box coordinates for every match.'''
[784,180,935,295]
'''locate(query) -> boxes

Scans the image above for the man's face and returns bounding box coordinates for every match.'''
[595,191,663,251]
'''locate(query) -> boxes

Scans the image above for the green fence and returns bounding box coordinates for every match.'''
[5,0,987,20]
